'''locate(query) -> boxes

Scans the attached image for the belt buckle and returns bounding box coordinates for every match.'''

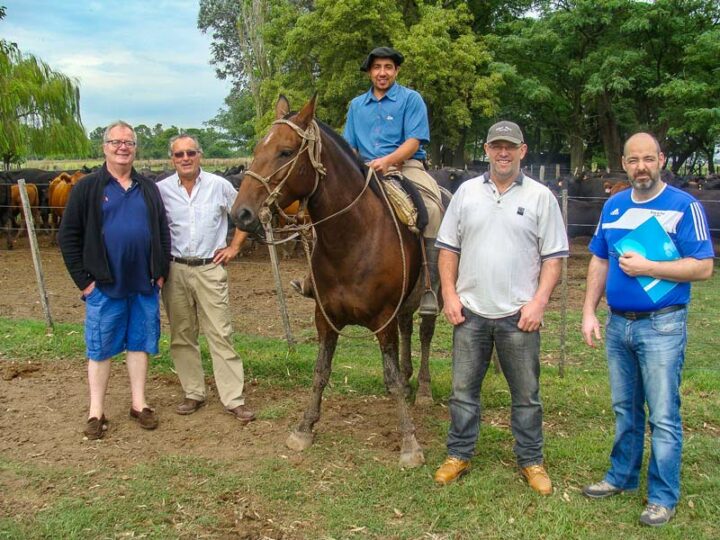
[624,311,638,320]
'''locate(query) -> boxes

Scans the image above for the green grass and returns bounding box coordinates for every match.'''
[1,274,719,538]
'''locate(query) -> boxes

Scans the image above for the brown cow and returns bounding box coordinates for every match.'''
[609,181,631,196]
[8,183,41,249]
[47,172,79,244]
[276,200,312,259]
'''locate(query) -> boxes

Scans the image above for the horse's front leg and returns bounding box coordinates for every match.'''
[416,314,436,405]
[286,311,338,452]
[377,322,425,468]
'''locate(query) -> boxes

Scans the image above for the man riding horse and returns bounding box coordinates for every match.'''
[292,46,444,315]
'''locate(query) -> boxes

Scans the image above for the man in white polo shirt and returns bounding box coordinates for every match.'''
[433,121,568,494]
[157,134,255,424]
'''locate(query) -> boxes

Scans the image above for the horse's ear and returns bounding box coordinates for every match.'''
[275,95,291,120]
[294,94,317,128]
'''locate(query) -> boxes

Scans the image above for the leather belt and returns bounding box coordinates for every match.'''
[610,304,685,321]
[170,256,215,267]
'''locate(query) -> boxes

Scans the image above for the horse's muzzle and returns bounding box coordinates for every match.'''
[231,206,265,239]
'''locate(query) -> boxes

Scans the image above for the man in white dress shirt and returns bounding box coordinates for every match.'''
[157,134,255,423]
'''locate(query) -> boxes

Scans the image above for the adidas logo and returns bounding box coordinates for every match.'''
[610,208,620,216]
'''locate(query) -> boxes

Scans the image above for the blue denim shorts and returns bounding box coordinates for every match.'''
[83,286,160,361]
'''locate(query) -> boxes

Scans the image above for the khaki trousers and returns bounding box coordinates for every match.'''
[161,262,245,408]
[400,159,444,238]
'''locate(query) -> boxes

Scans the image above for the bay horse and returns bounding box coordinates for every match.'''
[231,95,440,467]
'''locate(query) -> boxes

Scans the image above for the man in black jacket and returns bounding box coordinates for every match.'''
[59,121,170,440]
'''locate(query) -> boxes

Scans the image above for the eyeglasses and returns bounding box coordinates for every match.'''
[104,139,137,148]
[173,150,199,158]
[487,142,521,152]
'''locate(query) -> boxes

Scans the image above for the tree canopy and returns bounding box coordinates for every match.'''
[200,0,719,172]
[0,6,88,169]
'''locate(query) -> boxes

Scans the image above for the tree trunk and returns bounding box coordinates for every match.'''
[569,131,584,176]
[451,130,467,168]
[704,147,715,174]
[597,92,623,172]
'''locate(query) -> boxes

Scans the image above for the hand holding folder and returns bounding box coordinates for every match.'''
[614,216,680,303]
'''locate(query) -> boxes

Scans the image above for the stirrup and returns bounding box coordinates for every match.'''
[418,289,439,316]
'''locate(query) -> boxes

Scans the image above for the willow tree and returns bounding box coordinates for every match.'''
[0,10,87,169]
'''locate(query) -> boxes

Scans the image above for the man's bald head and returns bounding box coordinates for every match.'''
[623,132,661,157]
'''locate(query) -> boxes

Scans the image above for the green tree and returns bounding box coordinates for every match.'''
[0,6,87,168]
[207,87,257,153]
[395,2,503,165]
[497,0,719,173]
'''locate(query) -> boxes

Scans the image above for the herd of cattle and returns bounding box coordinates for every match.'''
[429,167,720,240]
[0,165,718,251]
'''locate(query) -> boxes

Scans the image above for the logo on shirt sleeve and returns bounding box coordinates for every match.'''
[517,207,525,216]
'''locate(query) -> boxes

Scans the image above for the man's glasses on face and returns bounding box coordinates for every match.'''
[104,139,137,148]
[488,142,521,152]
[173,150,199,159]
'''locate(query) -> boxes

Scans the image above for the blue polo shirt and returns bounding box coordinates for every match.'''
[97,178,154,298]
[343,83,429,161]
[589,184,714,312]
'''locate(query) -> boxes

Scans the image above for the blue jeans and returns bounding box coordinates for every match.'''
[446,309,543,466]
[604,307,687,509]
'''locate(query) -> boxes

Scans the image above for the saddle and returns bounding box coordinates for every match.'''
[380,171,429,235]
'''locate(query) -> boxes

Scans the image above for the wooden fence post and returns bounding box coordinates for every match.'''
[18,179,54,334]
[262,221,296,350]
[559,187,568,378]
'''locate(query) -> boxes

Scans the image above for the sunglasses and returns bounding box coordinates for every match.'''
[173,150,199,158]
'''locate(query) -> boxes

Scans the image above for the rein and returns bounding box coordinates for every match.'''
[242,118,409,337]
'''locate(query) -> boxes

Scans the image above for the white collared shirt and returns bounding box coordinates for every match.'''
[436,173,569,318]
[157,169,238,258]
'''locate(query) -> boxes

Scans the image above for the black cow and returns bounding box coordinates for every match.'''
[566,171,628,199]
[565,197,604,238]
[428,167,483,194]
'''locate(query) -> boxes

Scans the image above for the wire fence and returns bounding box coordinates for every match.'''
[1,180,718,375]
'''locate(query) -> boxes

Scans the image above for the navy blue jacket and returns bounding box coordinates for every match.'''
[58,163,171,291]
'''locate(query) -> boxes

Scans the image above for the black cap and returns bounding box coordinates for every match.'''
[360,47,404,72]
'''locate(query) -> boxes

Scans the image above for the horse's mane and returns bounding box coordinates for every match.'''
[284,112,382,199]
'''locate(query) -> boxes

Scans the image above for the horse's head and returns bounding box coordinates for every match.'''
[231,95,322,237]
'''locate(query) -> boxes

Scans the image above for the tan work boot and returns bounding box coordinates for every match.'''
[521,464,552,495]
[434,457,471,485]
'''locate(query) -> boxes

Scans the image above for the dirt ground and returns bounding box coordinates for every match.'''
[0,237,317,338]
[0,236,593,332]
[0,236,594,536]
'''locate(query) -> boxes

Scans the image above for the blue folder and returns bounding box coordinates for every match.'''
[614,216,680,303]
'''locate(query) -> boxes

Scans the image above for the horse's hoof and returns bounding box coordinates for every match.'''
[286,430,313,452]
[414,393,434,406]
[399,448,425,468]
[399,436,425,468]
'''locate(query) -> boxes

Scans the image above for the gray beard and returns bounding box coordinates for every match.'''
[630,176,658,192]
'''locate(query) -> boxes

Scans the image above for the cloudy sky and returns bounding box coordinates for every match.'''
[2,0,232,133]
